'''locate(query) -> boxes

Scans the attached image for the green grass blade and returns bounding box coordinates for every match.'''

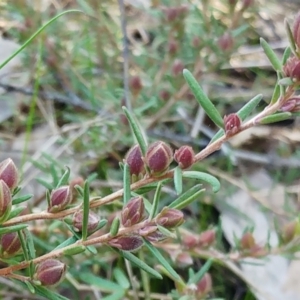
[123,163,131,204]
[149,182,162,219]
[82,181,90,241]
[259,112,292,124]
[174,167,183,195]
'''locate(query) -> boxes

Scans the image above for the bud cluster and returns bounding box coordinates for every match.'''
[238,232,266,257]
[183,229,216,249]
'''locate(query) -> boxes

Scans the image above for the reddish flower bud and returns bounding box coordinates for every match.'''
[48,186,72,213]
[121,196,144,227]
[124,144,145,177]
[174,146,195,169]
[293,12,300,50]
[224,113,241,136]
[0,180,12,223]
[72,210,100,234]
[129,76,143,95]
[35,259,66,286]
[280,99,297,112]
[217,32,234,52]
[155,207,184,229]
[198,230,216,248]
[145,141,173,175]
[282,220,300,243]
[159,90,171,101]
[173,251,193,266]
[196,273,213,297]
[108,235,143,251]
[168,39,178,56]
[240,232,255,250]
[0,232,22,257]
[0,158,19,191]
[171,59,184,77]
[183,234,198,249]
[283,56,300,81]
[140,226,168,242]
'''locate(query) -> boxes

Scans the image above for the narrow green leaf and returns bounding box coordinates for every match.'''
[183,69,224,128]
[95,219,108,231]
[271,83,281,105]
[282,46,291,65]
[101,290,126,300]
[174,167,183,195]
[122,106,147,156]
[24,228,36,259]
[63,245,86,256]
[188,258,213,285]
[170,188,205,210]
[18,230,29,261]
[110,217,120,237]
[34,285,70,300]
[118,250,162,279]
[7,206,26,219]
[0,224,27,235]
[53,236,78,251]
[169,184,202,208]
[143,238,183,283]
[260,38,282,71]
[123,163,131,205]
[36,178,53,190]
[182,171,220,193]
[113,267,130,289]
[237,94,263,121]
[278,77,294,86]
[82,181,90,241]
[12,194,32,205]
[285,19,296,55]
[210,129,225,144]
[74,185,84,197]
[259,112,292,124]
[79,272,123,292]
[0,10,83,70]
[50,164,59,187]
[149,182,162,219]
[25,281,35,294]
[56,167,70,188]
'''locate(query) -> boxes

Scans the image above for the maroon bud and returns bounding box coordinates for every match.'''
[293,12,300,51]
[183,234,198,248]
[108,235,143,251]
[168,39,178,56]
[145,141,173,175]
[240,232,255,250]
[48,186,72,213]
[217,32,234,51]
[280,99,297,112]
[224,113,241,136]
[124,144,145,177]
[174,251,193,266]
[0,180,12,223]
[159,90,171,101]
[35,259,66,286]
[0,158,19,191]
[129,76,143,95]
[171,59,184,77]
[72,210,100,234]
[0,232,22,257]
[140,226,168,242]
[121,196,144,227]
[174,146,195,169]
[283,56,300,80]
[196,273,213,296]
[155,207,184,229]
[198,230,216,248]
